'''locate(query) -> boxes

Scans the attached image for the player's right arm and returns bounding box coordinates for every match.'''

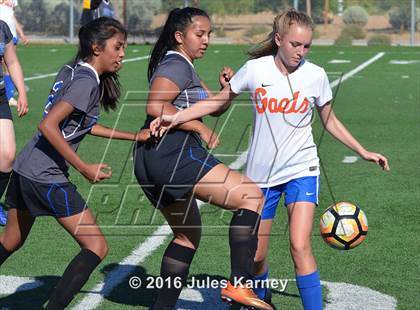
[147,76,220,149]
[3,39,28,116]
[150,85,236,136]
[38,101,112,183]
[14,16,28,45]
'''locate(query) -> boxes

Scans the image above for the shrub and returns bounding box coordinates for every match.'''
[367,34,391,46]
[343,6,369,26]
[335,33,353,46]
[244,26,270,38]
[342,24,366,39]
[389,7,420,31]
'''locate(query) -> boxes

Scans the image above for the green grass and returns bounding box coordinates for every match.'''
[1,44,419,309]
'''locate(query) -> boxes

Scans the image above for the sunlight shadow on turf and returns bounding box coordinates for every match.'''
[0,275,60,309]
[99,263,157,308]
[176,274,228,309]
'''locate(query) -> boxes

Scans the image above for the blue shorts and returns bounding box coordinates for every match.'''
[12,37,18,45]
[261,176,320,220]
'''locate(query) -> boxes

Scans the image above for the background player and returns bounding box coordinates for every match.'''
[81,0,116,26]
[150,8,389,309]
[134,7,272,310]
[0,0,29,107]
[0,18,27,226]
[0,17,149,309]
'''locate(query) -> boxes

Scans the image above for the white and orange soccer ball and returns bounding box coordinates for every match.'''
[320,202,368,250]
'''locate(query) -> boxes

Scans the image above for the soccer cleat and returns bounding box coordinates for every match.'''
[8,98,17,107]
[0,203,7,226]
[221,281,273,310]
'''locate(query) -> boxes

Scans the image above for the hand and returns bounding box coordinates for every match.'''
[17,95,28,117]
[135,129,151,142]
[20,35,29,45]
[199,125,220,149]
[360,150,390,171]
[80,163,112,183]
[219,67,234,88]
[150,112,180,137]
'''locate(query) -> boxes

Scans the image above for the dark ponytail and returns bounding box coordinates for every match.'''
[76,17,127,112]
[147,7,209,82]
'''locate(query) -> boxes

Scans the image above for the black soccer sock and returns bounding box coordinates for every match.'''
[0,242,13,266]
[0,171,11,198]
[229,208,260,284]
[153,241,196,310]
[46,248,102,310]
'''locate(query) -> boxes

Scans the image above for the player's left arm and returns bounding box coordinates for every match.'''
[3,41,28,116]
[317,103,390,171]
[90,124,151,142]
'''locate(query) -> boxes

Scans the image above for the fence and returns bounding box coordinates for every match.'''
[13,0,419,45]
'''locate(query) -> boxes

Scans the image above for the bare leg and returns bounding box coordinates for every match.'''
[253,219,274,276]
[0,119,16,201]
[0,208,34,265]
[288,202,322,310]
[287,202,317,275]
[194,163,264,213]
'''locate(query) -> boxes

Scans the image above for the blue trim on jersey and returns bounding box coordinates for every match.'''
[189,146,215,169]
[0,203,7,226]
[47,183,70,216]
[261,176,320,220]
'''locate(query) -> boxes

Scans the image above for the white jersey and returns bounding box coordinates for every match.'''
[0,0,17,38]
[230,55,332,187]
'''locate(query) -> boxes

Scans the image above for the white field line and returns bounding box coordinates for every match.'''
[73,52,385,309]
[23,56,150,82]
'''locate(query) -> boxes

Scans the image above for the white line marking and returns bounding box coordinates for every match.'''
[23,56,150,82]
[342,156,359,163]
[328,59,351,64]
[330,52,385,88]
[389,60,419,65]
[0,275,43,294]
[177,280,397,310]
[323,281,397,310]
[73,52,386,310]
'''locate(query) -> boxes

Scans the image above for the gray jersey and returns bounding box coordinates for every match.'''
[152,51,209,109]
[0,20,13,91]
[14,63,101,183]
[144,51,209,127]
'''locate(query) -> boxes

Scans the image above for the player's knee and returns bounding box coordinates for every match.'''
[2,236,25,252]
[86,239,108,260]
[290,239,312,258]
[238,185,264,213]
[0,149,15,171]
[174,232,201,250]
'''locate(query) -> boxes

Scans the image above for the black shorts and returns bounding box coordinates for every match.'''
[0,89,12,120]
[134,130,221,208]
[5,172,88,218]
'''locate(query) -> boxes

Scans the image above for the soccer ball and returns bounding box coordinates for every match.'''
[320,202,368,250]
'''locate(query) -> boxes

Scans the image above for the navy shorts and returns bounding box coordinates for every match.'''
[0,89,12,120]
[261,176,320,220]
[5,172,88,218]
[134,130,221,208]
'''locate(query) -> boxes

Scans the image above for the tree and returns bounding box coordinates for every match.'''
[46,2,80,36]
[15,0,47,32]
[127,0,161,37]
